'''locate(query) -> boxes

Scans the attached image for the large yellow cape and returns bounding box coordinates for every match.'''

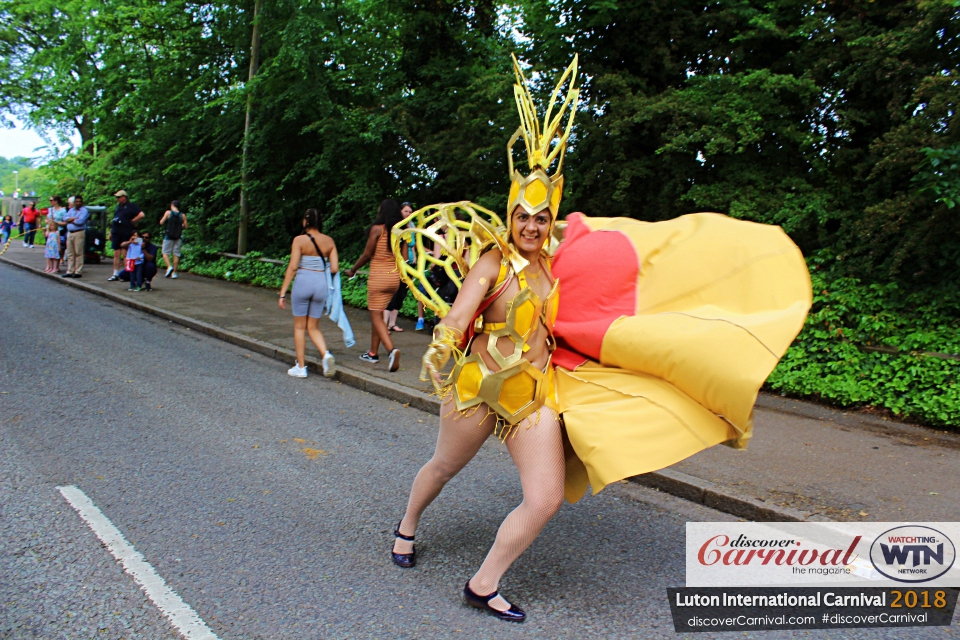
[551,213,812,503]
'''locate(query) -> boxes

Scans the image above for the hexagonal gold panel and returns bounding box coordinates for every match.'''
[456,359,483,404]
[507,169,555,221]
[498,368,538,416]
[523,180,548,209]
[485,285,543,369]
[512,297,538,338]
[549,175,563,214]
[508,179,521,206]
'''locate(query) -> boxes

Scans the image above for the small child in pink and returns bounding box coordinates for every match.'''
[44,219,61,272]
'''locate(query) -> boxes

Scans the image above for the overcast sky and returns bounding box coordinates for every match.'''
[0,119,79,162]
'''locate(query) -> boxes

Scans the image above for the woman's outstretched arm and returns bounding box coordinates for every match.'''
[344,226,380,277]
[421,250,501,386]
[440,250,501,335]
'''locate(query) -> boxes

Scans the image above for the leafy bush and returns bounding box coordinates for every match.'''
[179,248,287,289]
[768,254,960,427]
[914,145,960,210]
[179,245,428,320]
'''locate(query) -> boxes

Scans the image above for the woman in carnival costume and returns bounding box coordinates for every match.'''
[390,54,812,622]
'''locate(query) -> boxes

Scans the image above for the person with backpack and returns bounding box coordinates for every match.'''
[159,200,188,278]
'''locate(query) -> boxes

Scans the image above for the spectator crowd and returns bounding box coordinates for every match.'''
[5,189,187,293]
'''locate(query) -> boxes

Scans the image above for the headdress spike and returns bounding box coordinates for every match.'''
[506,53,580,242]
[508,54,579,175]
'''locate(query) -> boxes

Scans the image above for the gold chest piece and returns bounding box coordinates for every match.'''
[449,264,559,425]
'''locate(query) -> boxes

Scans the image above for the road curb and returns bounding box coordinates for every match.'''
[630,468,831,523]
[2,255,828,523]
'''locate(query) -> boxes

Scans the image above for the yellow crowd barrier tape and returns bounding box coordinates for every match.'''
[0,224,76,258]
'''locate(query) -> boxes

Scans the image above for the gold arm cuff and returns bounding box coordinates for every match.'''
[421,325,465,390]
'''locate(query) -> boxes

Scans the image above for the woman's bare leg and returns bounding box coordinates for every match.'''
[293,316,308,367]
[393,399,496,553]
[306,316,328,356]
[468,409,565,610]
[368,308,393,354]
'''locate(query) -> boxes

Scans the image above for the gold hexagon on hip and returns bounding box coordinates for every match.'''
[451,353,491,412]
[481,360,546,425]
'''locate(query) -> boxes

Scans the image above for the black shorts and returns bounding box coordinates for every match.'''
[111,228,133,249]
[386,280,409,311]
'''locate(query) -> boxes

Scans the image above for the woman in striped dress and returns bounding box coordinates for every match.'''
[345,199,404,372]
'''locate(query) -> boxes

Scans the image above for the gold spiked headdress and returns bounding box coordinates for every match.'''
[506,54,579,238]
[392,54,580,319]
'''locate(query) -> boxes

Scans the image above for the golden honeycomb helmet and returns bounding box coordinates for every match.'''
[506,53,580,240]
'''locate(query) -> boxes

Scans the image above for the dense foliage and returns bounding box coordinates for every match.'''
[2,0,957,280]
[768,253,960,426]
[526,0,960,282]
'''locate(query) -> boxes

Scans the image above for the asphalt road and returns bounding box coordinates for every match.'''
[1,263,954,639]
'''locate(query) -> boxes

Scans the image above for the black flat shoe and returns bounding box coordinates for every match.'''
[391,520,416,568]
[463,581,526,622]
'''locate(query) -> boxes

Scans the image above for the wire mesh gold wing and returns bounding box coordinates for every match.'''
[392,202,507,318]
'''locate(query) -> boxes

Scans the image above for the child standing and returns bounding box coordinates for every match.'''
[44,219,61,272]
[0,215,12,246]
[122,231,145,291]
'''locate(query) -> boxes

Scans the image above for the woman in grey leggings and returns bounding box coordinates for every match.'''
[279,209,339,378]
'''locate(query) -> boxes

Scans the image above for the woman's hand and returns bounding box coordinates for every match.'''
[278,295,286,310]
[421,324,462,389]
[344,267,355,278]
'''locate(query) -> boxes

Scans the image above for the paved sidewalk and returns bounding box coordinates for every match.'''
[4,244,958,523]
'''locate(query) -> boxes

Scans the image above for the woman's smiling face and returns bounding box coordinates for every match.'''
[510,206,550,255]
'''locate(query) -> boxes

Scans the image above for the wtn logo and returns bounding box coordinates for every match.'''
[870,526,956,583]
[880,543,944,567]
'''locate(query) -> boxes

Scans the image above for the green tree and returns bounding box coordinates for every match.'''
[0,0,106,150]
[523,0,960,281]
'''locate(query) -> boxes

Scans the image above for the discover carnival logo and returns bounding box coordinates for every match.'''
[869,526,956,583]
[697,533,861,574]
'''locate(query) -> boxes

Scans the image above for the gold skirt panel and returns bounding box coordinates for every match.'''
[449,353,556,429]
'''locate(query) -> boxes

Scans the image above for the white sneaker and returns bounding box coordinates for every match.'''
[171,272,179,279]
[322,351,336,378]
[388,348,401,372]
[287,363,308,378]
[165,267,173,278]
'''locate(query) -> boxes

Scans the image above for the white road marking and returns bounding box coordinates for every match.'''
[57,485,219,640]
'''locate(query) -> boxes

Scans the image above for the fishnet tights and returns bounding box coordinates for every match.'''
[395,399,565,611]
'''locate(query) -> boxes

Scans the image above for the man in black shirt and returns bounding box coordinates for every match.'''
[108,190,145,281]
